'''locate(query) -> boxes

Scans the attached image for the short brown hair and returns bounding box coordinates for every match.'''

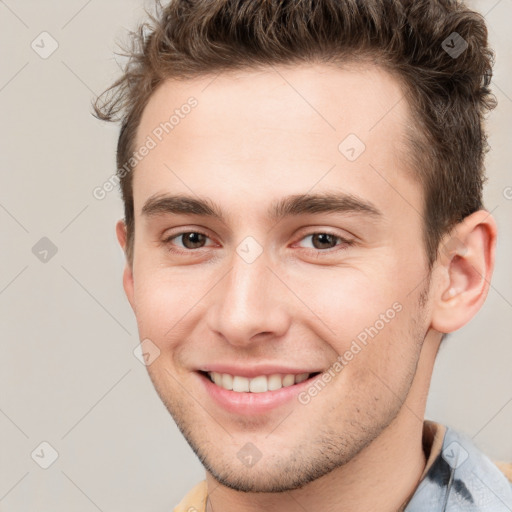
[92,0,496,268]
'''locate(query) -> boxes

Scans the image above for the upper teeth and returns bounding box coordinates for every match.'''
[208,372,310,393]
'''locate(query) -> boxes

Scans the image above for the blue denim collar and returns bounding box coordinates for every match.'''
[404,425,512,511]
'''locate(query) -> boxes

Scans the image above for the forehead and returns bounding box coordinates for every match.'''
[132,62,420,222]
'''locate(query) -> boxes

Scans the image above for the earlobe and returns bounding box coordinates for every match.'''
[431,210,497,334]
[116,220,136,312]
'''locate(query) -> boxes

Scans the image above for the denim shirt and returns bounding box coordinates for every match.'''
[404,426,512,511]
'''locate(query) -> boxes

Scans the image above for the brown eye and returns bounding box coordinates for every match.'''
[295,232,355,255]
[162,230,213,254]
[178,232,208,249]
[309,233,339,250]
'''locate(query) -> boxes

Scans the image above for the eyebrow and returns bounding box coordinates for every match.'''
[141,192,382,224]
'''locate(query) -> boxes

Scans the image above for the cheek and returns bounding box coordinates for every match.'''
[296,266,402,337]
[131,269,202,348]
[302,265,423,377]
[326,309,421,427]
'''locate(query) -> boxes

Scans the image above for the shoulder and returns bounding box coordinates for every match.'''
[173,480,208,512]
[494,461,512,484]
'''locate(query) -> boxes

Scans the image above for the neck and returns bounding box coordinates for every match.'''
[205,332,440,512]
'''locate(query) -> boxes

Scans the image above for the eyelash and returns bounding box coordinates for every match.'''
[162,230,355,256]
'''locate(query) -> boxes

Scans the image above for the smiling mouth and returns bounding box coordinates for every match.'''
[199,370,322,393]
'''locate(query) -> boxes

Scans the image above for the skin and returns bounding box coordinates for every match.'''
[116,62,497,512]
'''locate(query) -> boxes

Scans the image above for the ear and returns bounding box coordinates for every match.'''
[116,219,136,312]
[431,210,497,333]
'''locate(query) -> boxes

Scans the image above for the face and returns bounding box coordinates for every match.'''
[121,62,434,492]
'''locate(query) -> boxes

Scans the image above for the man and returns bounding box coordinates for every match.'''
[93,0,512,510]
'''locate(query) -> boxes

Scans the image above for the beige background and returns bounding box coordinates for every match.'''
[1,0,511,510]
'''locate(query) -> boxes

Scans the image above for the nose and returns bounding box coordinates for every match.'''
[205,251,291,347]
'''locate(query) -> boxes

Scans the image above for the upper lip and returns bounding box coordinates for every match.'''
[197,364,324,378]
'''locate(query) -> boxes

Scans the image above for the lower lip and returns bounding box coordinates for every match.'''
[196,371,320,415]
